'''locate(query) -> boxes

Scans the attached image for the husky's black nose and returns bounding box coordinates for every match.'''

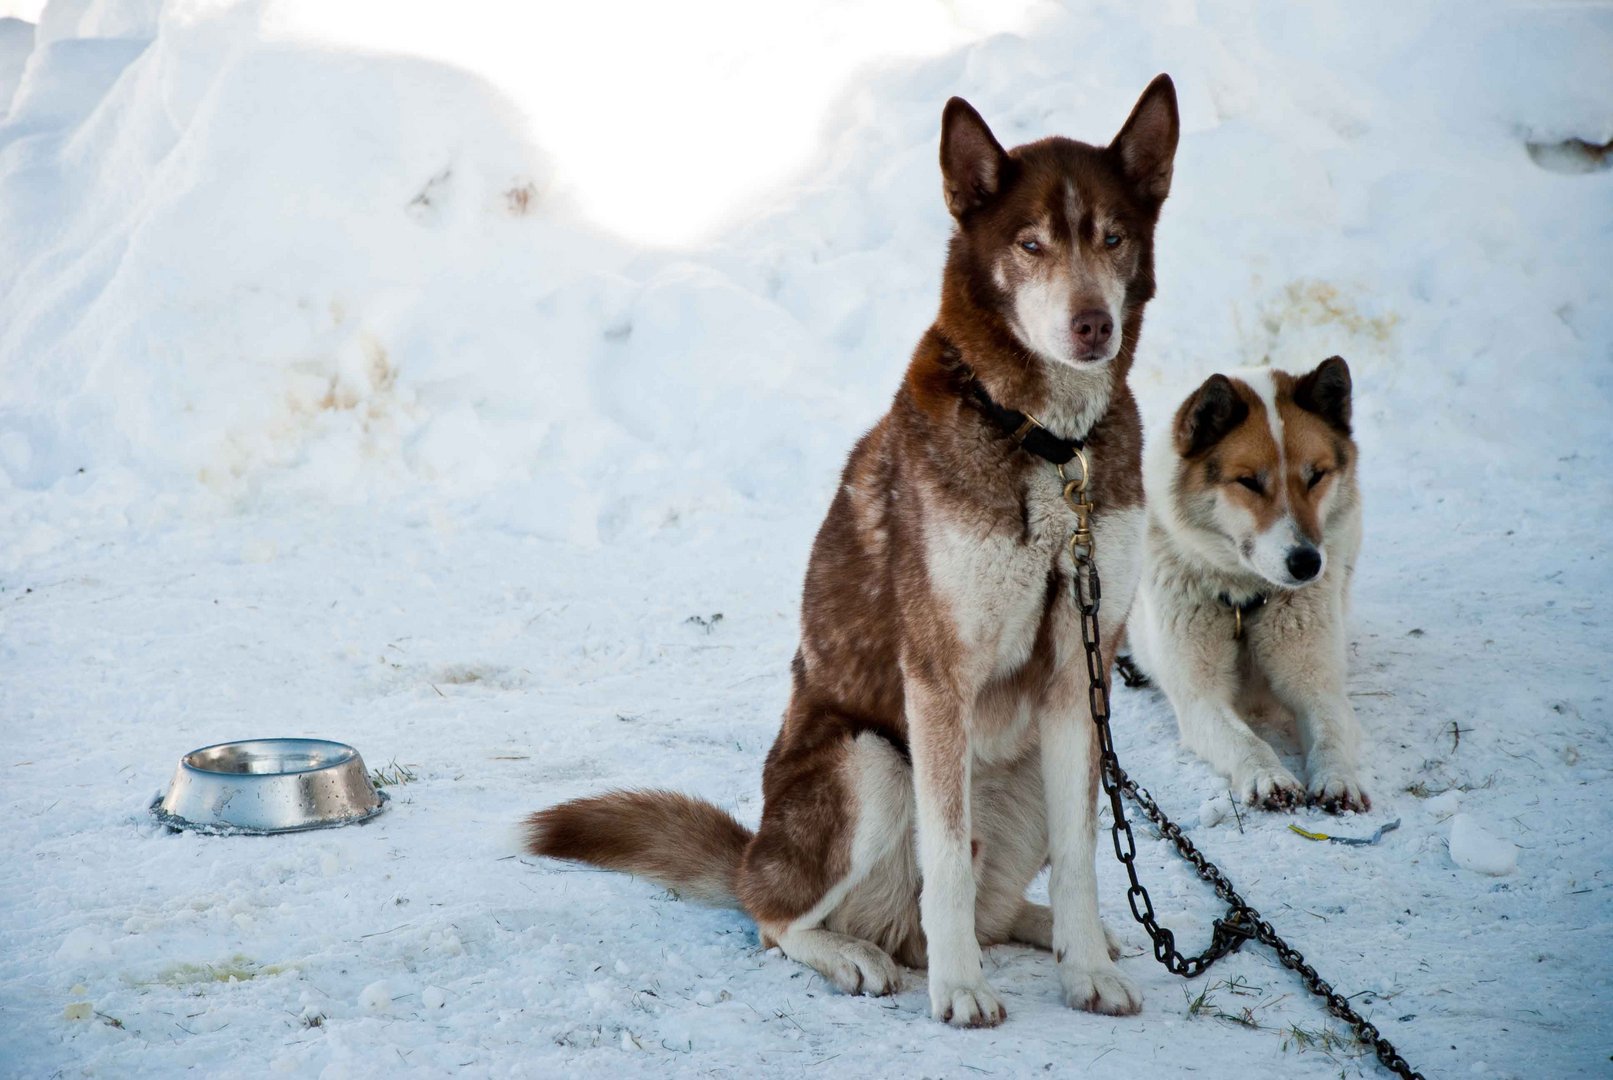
[1287,546,1322,582]
[1072,309,1113,354]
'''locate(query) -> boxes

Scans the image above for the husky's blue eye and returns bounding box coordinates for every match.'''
[1104,234,1122,248]
[1020,239,1042,254]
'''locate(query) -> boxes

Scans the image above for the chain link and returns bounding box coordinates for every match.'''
[1060,452,1424,1080]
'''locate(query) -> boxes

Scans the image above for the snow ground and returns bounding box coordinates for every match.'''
[2,0,1611,1077]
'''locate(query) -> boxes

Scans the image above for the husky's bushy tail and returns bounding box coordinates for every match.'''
[524,790,752,909]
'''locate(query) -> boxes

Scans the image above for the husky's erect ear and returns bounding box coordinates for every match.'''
[1110,74,1179,203]
[940,97,1009,219]
[1175,374,1249,457]
[1292,355,1353,434]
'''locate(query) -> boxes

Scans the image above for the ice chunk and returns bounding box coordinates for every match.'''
[1423,790,1461,820]
[1449,814,1517,876]
[358,980,392,1013]
[1198,793,1234,828]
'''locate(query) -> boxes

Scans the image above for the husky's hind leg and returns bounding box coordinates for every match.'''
[744,723,910,997]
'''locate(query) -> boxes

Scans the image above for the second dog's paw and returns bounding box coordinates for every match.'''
[1234,764,1305,810]
[930,977,1007,1028]
[1308,771,1371,814]
[1061,963,1142,1016]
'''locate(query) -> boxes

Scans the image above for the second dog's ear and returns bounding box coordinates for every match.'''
[1111,74,1179,203]
[941,97,1009,219]
[1293,356,1353,433]
[1175,374,1248,457]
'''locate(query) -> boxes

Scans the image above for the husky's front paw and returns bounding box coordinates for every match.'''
[823,938,902,996]
[929,977,1006,1028]
[1307,770,1370,814]
[1061,963,1142,1015]
[1234,762,1305,810]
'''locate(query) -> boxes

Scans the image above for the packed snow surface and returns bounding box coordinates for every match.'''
[2,0,1611,1077]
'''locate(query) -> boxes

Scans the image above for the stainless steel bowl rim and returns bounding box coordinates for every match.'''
[180,737,359,777]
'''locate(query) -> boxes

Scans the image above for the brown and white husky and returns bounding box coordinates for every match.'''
[526,76,1180,1027]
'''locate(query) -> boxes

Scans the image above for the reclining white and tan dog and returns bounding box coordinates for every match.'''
[1127,357,1369,812]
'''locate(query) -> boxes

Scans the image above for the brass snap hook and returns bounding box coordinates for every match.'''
[1056,448,1090,492]
[1057,449,1092,516]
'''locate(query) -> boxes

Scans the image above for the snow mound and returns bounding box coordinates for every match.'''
[1,0,1609,549]
[0,0,584,507]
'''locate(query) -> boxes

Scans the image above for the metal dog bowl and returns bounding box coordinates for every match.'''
[151,739,387,835]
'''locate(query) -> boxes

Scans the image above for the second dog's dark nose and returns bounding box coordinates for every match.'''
[1287,547,1322,582]
[1072,309,1113,353]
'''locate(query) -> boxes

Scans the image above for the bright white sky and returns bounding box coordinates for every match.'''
[267,0,1043,244]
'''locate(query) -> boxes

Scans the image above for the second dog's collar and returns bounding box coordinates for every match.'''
[1218,592,1269,641]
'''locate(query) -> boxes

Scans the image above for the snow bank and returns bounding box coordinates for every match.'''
[1,0,586,511]
[2,0,1610,546]
[0,0,1039,545]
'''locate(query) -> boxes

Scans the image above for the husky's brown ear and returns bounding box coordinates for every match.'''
[1175,373,1248,457]
[1292,355,1353,434]
[941,97,1009,218]
[1111,74,1179,203]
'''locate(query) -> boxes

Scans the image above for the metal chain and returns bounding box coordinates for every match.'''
[1057,452,1425,1080]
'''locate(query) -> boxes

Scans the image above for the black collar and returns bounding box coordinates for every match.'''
[961,379,1084,464]
[940,348,1085,465]
[1218,592,1269,615]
